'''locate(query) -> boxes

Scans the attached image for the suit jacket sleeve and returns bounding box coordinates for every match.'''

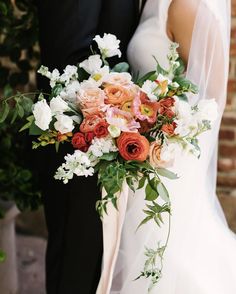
[37,0,102,71]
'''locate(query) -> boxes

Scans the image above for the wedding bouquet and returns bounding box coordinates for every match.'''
[4,33,218,288]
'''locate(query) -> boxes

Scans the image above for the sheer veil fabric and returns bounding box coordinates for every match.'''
[97,1,236,293]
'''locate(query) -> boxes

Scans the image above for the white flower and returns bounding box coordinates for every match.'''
[108,125,121,138]
[49,69,60,87]
[50,96,69,114]
[174,117,198,137]
[94,33,121,58]
[32,99,52,131]
[54,114,74,134]
[174,98,192,120]
[79,55,103,74]
[156,73,171,84]
[54,150,95,183]
[141,80,160,101]
[60,80,81,103]
[160,142,181,164]
[88,136,118,158]
[59,65,78,86]
[37,65,51,79]
[196,99,218,122]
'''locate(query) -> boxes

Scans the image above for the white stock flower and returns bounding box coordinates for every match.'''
[32,99,52,131]
[49,69,60,87]
[94,33,121,58]
[60,80,81,102]
[141,80,160,101]
[59,65,78,85]
[196,99,218,122]
[79,55,103,74]
[54,114,74,134]
[50,96,69,114]
[54,150,95,184]
[88,136,118,158]
[156,73,171,84]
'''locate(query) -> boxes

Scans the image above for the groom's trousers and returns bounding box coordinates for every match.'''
[36,0,140,293]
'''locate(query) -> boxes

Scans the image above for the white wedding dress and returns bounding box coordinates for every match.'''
[105,0,236,293]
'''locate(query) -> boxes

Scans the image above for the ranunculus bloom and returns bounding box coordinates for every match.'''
[106,107,140,132]
[80,112,104,133]
[117,132,149,161]
[132,92,159,124]
[161,122,177,136]
[157,97,176,118]
[84,131,95,144]
[104,85,134,105]
[72,132,88,152]
[76,88,105,117]
[94,121,109,138]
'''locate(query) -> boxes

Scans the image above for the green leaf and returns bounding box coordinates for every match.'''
[126,177,135,192]
[178,94,188,102]
[112,62,129,73]
[0,250,6,263]
[156,168,178,180]
[136,215,153,230]
[174,58,185,76]
[16,103,24,118]
[137,71,156,86]
[77,66,90,82]
[138,176,146,190]
[51,84,63,98]
[99,152,118,161]
[0,2,8,16]
[29,122,44,135]
[145,183,158,201]
[19,115,34,132]
[157,182,169,202]
[3,84,13,98]
[0,101,10,123]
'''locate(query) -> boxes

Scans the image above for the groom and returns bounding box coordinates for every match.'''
[36,0,146,293]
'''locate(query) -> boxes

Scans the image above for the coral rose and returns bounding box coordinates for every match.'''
[117,132,149,161]
[80,112,104,133]
[72,132,88,152]
[157,97,176,118]
[94,121,109,138]
[104,85,134,105]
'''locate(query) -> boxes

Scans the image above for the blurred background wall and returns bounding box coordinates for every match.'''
[217,0,236,232]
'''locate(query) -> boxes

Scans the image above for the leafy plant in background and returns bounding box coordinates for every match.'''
[0,0,41,219]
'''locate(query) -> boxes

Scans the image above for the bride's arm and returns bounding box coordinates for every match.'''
[167,0,198,64]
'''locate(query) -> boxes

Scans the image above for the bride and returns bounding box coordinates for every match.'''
[97,0,236,293]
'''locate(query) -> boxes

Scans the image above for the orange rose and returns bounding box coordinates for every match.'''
[117,132,149,161]
[104,85,134,105]
[80,112,104,133]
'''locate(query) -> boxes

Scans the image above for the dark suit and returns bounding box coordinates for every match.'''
[36,1,143,293]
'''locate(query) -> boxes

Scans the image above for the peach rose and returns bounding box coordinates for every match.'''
[117,132,149,161]
[104,85,134,105]
[80,112,104,133]
[76,88,105,117]
[149,142,174,168]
